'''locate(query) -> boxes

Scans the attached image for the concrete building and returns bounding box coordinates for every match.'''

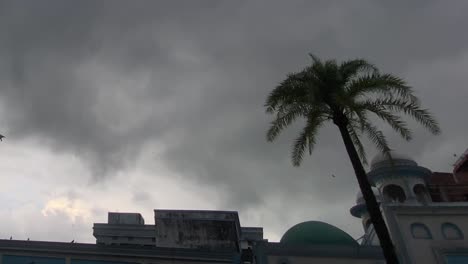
[1,210,250,264]
[349,150,468,263]
[2,149,468,263]
[0,209,383,263]
[93,212,155,246]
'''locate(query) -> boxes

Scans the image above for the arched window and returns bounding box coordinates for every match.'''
[413,184,430,204]
[411,223,432,239]
[383,184,406,203]
[442,223,464,240]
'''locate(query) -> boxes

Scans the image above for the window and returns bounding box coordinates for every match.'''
[411,223,432,239]
[383,184,406,203]
[442,223,464,240]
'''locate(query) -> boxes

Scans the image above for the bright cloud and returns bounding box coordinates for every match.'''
[42,197,92,223]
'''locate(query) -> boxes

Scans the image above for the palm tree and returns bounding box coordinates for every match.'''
[265,54,440,263]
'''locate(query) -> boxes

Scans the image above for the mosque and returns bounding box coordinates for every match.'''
[1,150,468,264]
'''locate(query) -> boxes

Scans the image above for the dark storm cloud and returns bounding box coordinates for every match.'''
[1,0,468,234]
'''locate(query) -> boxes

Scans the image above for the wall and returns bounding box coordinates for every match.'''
[93,223,156,246]
[384,204,468,264]
[108,213,145,225]
[154,210,240,250]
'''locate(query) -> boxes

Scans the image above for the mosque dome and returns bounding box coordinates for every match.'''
[280,221,358,246]
[370,151,417,170]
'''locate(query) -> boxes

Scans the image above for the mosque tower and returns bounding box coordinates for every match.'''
[350,151,433,245]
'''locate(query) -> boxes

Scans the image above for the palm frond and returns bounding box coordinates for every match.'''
[292,129,309,167]
[265,74,308,113]
[365,98,441,135]
[351,102,412,141]
[308,53,322,65]
[266,104,309,141]
[339,59,378,82]
[265,67,326,115]
[291,112,325,166]
[361,121,391,154]
[345,73,417,102]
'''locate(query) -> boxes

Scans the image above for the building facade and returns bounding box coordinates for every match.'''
[0,210,247,264]
[349,150,468,263]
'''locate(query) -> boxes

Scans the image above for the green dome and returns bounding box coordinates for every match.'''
[280,221,358,246]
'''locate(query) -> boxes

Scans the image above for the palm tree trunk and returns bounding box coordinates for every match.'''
[335,119,399,264]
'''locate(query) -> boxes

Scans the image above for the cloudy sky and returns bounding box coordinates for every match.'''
[0,0,467,243]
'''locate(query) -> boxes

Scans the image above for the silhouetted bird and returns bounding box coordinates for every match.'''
[9,236,12,240]
[71,240,75,243]
[27,238,30,241]
[0,134,4,141]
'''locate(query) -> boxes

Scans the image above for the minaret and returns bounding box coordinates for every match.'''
[350,151,433,245]
[368,151,432,204]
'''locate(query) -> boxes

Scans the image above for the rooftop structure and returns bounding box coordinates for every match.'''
[350,149,468,263]
[154,209,242,250]
[93,212,155,247]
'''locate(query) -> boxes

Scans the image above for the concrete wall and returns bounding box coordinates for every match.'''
[93,224,155,246]
[384,204,468,264]
[241,227,263,242]
[154,210,240,250]
[108,213,145,225]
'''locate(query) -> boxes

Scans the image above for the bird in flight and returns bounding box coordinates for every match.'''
[0,134,4,141]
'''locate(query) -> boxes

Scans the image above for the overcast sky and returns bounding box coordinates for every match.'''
[0,0,467,243]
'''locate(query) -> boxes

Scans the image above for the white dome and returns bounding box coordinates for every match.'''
[370,151,416,169]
